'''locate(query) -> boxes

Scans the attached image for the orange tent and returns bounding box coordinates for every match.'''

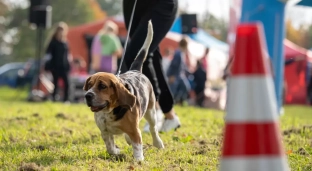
[67,17,206,72]
[69,18,193,65]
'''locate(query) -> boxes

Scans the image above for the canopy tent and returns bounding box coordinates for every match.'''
[284,39,312,104]
[170,17,229,53]
[67,17,221,72]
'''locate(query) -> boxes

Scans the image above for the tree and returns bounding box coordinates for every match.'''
[286,20,302,46]
[199,12,228,42]
[305,25,312,49]
[88,0,106,20]
[0,0,10,62]
[4,0,98,61]
[285,20,312,49]
[97,0,122,16]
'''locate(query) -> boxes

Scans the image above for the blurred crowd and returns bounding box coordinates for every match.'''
[27,20,312,106]
[40,21,209,106]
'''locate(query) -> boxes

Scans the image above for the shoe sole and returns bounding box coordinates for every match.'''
[159,124,181,133]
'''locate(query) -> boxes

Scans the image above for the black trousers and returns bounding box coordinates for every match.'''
[51,71,69,102]
[122,0,178,113]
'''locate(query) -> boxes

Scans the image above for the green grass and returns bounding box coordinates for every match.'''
[0,88,311,171]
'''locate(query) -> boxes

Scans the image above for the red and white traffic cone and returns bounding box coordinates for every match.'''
[219,22,290,171]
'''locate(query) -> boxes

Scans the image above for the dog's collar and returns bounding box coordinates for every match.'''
[113,106,128,121]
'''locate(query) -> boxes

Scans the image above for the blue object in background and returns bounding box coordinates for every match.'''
[170,17,229,52]
[297,0,312,7]
[0,62,25,87]
[0,60,37,88]
[240,0,286,114]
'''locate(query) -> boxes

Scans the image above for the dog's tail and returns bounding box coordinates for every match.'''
[129,20,153,72]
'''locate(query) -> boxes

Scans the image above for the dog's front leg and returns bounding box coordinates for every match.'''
[127,128,144,161]
[101,133,120,155]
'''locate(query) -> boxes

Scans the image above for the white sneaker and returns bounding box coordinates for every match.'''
[143,109,164,132]
[159,115,181,132]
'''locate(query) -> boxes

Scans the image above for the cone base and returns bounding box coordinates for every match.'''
[220,157,290,171]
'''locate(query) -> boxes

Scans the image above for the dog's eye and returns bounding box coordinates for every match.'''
[98,83,107,90]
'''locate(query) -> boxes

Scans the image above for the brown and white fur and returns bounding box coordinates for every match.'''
[83,21,164,161]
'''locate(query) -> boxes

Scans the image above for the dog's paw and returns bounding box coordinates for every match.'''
[134,155,144,161]
[153,139,164,149]
[107,147,120,155]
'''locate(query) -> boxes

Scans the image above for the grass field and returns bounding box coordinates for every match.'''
[0,87,311,171]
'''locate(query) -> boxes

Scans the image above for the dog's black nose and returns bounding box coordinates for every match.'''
[85,92,94,101]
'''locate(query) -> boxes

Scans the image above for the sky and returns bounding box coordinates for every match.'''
[179,0,312,28]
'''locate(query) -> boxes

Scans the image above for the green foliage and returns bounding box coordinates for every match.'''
[199,13,228,42]
[286,20,312,49]
[97,0,122,16]
[0,87,311,170]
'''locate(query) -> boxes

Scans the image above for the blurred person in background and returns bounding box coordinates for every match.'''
[91,21,122,74]
[193,60,207,107]
[201,47,209,72]
[122,0,180,132]
[162,47,174,76]
[189,48,209,105]
[71,57,87,76]
[167,37,191,105]
[45,22,72,102]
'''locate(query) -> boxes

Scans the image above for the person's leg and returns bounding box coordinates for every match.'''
[60,71,70,102]
[122,0,149,72]
[148,0,179,121]
[152,50,175,113]
[196,91,205,107]
[123,0,180,131]
[51,71,59,101]
[123,0,177,101]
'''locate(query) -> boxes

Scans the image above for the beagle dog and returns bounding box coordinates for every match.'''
[83,21,164,161]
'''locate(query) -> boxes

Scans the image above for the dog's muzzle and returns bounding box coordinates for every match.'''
[85,92,94,106]
[85,92,108,112]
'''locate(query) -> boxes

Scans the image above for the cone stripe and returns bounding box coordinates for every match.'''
[231,23,271,76]
[220,157,290,171]
[222,123,283,156]
[226,76,278,122]
[220,23,290,171]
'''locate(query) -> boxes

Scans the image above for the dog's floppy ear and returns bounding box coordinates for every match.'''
[83,76,91,91]
[113,81,136,111]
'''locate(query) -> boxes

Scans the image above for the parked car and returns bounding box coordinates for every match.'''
[0,59,40,88]
[17,59,38,87]
[0,62,25,88]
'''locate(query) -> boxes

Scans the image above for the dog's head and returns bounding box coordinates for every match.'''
[83,72,136,113]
